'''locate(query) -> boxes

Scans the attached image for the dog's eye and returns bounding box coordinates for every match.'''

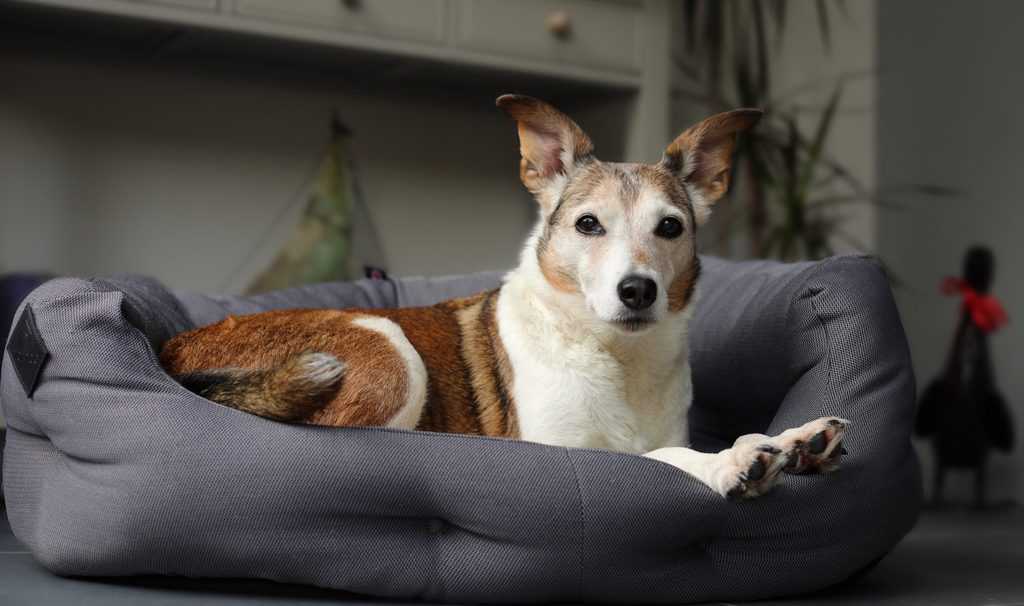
[655,217,684,239]
[575,214,605,236]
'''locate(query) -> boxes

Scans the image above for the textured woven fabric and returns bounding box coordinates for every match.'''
[0,256,921,603]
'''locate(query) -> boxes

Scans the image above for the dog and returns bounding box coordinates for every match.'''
[160,95,848,500]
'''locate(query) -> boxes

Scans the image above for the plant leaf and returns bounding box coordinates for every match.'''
[683,0,699,53]
[704,0,725,105]
[734,44,758,108]
[784,118,799,201]
[769,0,787,41]
[751,0,770,97]
[797,84,842,199]
[816,0,832,51]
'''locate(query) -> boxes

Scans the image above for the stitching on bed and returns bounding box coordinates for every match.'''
[2,420,45,439]
[807,284,840,419]
[563,447,586,602]
[21,281,110,306]
[10,352,44,363]
[789,256,867,418]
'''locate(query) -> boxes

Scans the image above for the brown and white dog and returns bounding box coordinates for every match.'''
[161,95,848,500]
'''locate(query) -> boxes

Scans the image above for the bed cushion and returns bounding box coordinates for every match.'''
[0,256,921,604]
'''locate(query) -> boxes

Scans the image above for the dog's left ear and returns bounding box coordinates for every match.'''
[661,109,762,224]
[496,94,594,212]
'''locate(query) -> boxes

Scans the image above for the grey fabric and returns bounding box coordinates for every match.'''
[393,271,506,307]
[172,272,505,329]
[0,256,921,603]
[176,278,399,329]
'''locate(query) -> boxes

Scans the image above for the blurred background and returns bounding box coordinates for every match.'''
[0,0,1020,516]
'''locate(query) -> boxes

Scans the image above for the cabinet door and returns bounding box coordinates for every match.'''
[123,0,219,11]
[455,0,643,74]
[233,0,447,45]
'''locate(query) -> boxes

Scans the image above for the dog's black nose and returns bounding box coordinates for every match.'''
[617,276,657,310]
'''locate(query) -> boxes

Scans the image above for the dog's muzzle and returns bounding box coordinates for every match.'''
[617,276,657,311]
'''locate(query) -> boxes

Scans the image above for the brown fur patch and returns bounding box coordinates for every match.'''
[538,261,579,294]
[162,290,521,438]
[551,162,686,222]
[534,163,617,294]
[377,291,516,436]
[161,310,410,427]
[309,317,409,427]
[667,255,702,312]
[545,161,607,226]
[456,290,518,437]
[633,164,692,213]
[369,299,486,434]
[614,165,641,211]
[175,354,343,422]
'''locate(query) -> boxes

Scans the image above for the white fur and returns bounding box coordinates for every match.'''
[581,236,637,322]
[534,172,569,214]
[685,186,712,225]
[565,184,686,325]
[680,150,713,225]
[496,228,691,453]
[493,201,829,500]
[351,316,428,430]
[298,352,347,385]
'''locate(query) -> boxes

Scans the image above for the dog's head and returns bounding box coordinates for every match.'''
[497,95,761,333]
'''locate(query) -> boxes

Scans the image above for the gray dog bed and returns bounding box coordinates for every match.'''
[1,255,921,604]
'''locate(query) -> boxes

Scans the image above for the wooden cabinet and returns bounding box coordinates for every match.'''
[231,0,446,45]
[11,0,655,86]
[454,0,642,75]
[5,0,671,161]
[123,0,218,11]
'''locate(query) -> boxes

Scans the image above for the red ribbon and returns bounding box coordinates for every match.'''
[941,277,1009,333]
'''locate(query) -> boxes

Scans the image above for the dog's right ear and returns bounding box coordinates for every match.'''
[496,94,594,211]
[661,108,762,225]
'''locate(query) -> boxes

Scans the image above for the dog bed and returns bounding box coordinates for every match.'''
[1,255,921,604]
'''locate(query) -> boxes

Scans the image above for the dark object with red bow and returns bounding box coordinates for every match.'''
[916,246,1014,508]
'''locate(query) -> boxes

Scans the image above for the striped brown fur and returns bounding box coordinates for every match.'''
[455,290,519,437]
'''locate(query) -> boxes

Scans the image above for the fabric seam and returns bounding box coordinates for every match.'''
[563,448,586,602]
[807,287,840,418]
[789,256,870,417]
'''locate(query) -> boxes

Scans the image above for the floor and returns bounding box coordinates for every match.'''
[1,507,1022,605]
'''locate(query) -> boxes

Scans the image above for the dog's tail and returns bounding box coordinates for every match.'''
[176,352,345,422]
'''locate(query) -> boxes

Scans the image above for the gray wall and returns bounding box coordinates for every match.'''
[879,0,1024,503]
[0,49,628,294]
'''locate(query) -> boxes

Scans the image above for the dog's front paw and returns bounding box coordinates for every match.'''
[773,417,850,474]
[712,441,791,501]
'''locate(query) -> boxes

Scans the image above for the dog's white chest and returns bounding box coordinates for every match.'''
[497,289,690,453]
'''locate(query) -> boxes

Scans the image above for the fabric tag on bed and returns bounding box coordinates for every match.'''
[7,306,49,398]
